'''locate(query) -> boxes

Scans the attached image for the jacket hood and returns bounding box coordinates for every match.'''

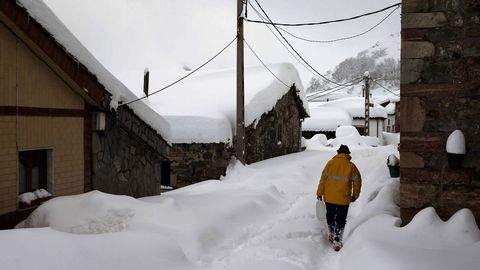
[333,153,352,161]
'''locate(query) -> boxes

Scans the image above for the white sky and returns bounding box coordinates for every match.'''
[43,0,400,94]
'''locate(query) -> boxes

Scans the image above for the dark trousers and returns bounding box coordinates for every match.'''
[325,202,349,230]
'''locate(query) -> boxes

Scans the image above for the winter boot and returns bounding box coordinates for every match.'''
[333,227,344,251]
[328,225,334,243]
[332,240,343,252]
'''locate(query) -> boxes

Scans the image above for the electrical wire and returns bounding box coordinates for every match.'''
[373,80,400,97]
[306,78,363,101]
[245,3,401,27]
[247,2,320,80]
[278,5,400,43]
[306,76,363,98]
[120,36,237,106]
[251,0,355,87]
[243,38,290,88]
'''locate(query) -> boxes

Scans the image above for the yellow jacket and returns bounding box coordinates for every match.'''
[316,153,362,206]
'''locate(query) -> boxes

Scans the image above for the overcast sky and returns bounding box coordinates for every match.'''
[43,0,400,94]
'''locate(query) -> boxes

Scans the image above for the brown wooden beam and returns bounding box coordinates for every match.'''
[0,106,85,117]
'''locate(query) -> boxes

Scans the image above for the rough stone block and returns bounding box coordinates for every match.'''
[400,182,440,208]
[401,59,423,83]
[399,97,425,132]
[402,0,430,13]
[401,152,425,168]
[401,133,445,153]
[402,28,427,41]
[402,12,447,29]
[402,41,435,59]
[443,169,474,185]
[400,168,442,184]
[464,38,480,57]
[401,83,464,97]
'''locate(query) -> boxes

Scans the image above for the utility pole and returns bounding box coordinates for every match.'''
[363,71,370,136]
[143,68,150,97]
[236,0,245,164]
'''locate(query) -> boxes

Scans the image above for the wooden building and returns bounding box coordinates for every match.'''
[0,0,169,228]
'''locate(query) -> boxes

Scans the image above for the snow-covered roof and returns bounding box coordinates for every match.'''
[375,92,400,105]
[307,91,353,102]
[385,103,396,115]
[302,105,352,132]
[17,0,172,143]
[320,97,387,119]
[144,63,308,144]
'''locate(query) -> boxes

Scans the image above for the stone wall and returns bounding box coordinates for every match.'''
[92,106,169,197]
[245,88,304,164]
[400,0,480,225]
[169,143,232,188]
[168,87,306,187]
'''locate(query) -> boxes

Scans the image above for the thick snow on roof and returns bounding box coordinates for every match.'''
[306,91,353,102]
[144,63,308,144]
[375,93,401,106]
[17,0,172,143]
[320,97,387,119]
[302,104,352,132]
[385,103,396,115]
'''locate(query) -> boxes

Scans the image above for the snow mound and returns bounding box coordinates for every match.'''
[16,191,141,233]
[402,207,480,248]
[382,132,399,146]
[330,125,363,148]
[0,228,194,270]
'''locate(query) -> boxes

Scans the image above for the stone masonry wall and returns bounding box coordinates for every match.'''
[400,0,480,225]
[170,143,232,188]
[245,89,303,164]
[92,107,169,197]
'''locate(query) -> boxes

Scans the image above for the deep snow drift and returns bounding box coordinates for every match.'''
[4,143,480,270]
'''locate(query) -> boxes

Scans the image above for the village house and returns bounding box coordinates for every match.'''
[302,103,352,139]
[400,0,480,225]
[146,64,309,187]
[377,95,400,133]
[313,97,387,139]
[0,0,171,228]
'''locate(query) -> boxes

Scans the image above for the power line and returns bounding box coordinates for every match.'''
[120,36,237,106]
[278,5,400,43]
[247,2,320,80]
[373,80,400,97]
[245,3,401,27]
[307,78,363,101]
[251,0,354,87]
[306,76,363,97]
[243,38,290,88]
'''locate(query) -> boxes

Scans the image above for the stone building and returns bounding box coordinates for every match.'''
[147,64,309,187]
[245,86,309,164]
[400,0,480,225]
[169,143,231,188]
[0,0,170,228]
[170,85,308,187]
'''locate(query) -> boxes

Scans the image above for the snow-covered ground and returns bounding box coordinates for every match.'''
[2,143,480,270]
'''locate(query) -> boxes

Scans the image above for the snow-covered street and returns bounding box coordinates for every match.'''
[2,144,480,270]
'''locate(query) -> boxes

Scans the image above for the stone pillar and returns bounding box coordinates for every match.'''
[400,0,480,225]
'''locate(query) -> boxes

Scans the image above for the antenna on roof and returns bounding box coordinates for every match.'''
[144,68,150,97]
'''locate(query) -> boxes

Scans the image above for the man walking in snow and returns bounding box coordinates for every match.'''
[316,144,362,251]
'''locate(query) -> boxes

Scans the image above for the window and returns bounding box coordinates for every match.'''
[18,150,52,209]
[18,150,47,194]
[161,161,171,187]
